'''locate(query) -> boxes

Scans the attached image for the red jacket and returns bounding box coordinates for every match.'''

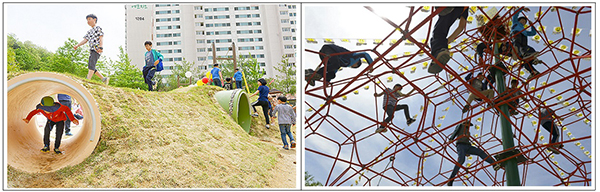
[25,103,76,123]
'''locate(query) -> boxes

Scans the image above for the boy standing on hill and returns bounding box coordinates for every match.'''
[223,77,233,90]
[271,96,296,150]
[74,14,109,85]
[211,64,224,87]
[234,68,243,89]
[143,41,164,91]
[23,96,79,154]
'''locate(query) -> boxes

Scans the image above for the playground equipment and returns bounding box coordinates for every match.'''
[215,89,252,133]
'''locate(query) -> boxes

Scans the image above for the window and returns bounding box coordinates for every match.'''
[292,29,296,33]
[173,10,180,14]
[198,65,207,70]
[289,13,296,17]
[282,27,291,32]
[172,4,179,6]
[195,14,203,18]
[207,48,213,52]
[236,14,250,18]
[174,57,182,61]
[288,5,297,9]
[164,58,174,62]
[194,6,203,10]
[280,11,288,15]
[173,25,180,29]
[283,36,292,40]
[173,41,181,45]
[216,31,231,35]
[207,39,232,43]
[254,30,262,33]
[216,47,230,51]
[196,22,204,27]
[196,31,205,35]
[196,39,205,44]
[239,46,254,50]
[255,46,264,50]
[206,31,214,35]
[156,4,170,7]
[174,49,182,53]
[284,45,294,49]
[172,17,180,21]
[157,10,171,14]
[156,18,171,22]
[285,54,295,58]
[207,56,213,60]
[251,6,259,10]
[207,23,231,27]
[158,49,172,54]
[238,38,253,42]
[255,54,265,58]
[157,41,173,46]
[293,37,297,40]
[255,38,263,42]
[290,20,296,25]
[234,6,249,11]
[198,57,206,61]
[281,19,289,23]
[197,48,206,52]
[214,15,230,19]
[236,22,251,26]
[156,26,172,30]
[156,33,172,38]
[288,62,296,67]
[173,33,181,37]
[259,62,266,67]
[205,7,229,12]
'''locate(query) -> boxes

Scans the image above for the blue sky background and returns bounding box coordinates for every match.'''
[303,5,592,187]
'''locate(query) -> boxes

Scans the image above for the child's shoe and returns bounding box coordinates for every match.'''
[462,104,471,113]
[101,77,110,85]
[41,146,50,153]
[375,126,387,133]
[428,48,450,74]
[291,141,296,148]
[283,145,289,150]
[407,118,416,126]
[266,124,270,129]
[54,148,62,155]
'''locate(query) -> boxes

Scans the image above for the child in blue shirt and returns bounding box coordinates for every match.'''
[211,64,223,87]
[271,96,296,150]
[234,68,243,89]
[143,41,164,91]
[511,7,542,80]
[250,78,271,129]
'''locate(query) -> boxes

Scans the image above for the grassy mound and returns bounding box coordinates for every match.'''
[7,72,293,188]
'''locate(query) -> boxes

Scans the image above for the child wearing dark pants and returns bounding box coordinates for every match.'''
[23,96,79,154]
[271,96,297,150]
[143,41,164,91]
[250,78,271,129]
[57,94,73,136]
[428,7,468,74]
[447,121,500,186]
[305,44,373,86]
[374,84,416,133]
[539,106,563,154]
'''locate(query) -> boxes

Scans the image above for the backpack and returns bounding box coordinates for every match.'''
[156,59,164,72]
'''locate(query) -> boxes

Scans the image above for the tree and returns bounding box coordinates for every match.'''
[106,46,146,90]
[305,171,323,186]
[162,59,202,91]
[42,38,88,77]
[7,46,19,73]
[271,55,296,95]
[8,34,53,71]
[220,52,264,91]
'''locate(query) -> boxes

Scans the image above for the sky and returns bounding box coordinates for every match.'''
[303,4,593,187]
[5,3,126,61]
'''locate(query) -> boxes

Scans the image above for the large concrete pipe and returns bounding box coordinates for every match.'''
[7,72,102,173]
[214,89,252,133]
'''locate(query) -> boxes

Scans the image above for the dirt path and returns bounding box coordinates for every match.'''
[262,137,297,188]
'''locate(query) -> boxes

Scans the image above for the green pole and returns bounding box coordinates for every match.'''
[493,43,521,186]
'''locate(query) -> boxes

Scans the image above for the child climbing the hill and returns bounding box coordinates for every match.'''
[447,120,501,186]
[373,84,417,133]
[234,68,243,89]
[211,64,224,87]
[428,7,469,74]
[23,96,79,154]
[143,41,164,91]
[223,77,233,90]
[511,7,543,80]
[538,103,563,154]
[250,78,271,129]
[462,72,495,113]
[74,14,109,85]
[305,44,374,86]
[271,96,296,150]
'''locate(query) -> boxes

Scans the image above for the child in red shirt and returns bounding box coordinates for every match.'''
[23,96,79,154]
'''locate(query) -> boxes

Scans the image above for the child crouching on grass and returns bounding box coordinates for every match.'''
[271,96,296,150]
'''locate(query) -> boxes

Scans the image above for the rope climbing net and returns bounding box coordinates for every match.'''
[304,6,591,186]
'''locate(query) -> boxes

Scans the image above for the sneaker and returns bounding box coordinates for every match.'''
[375,126,387,133]
[251,113,259,117]
[428,49,451,74]
[283,146,289,150]
[407,118,416,126]
[65,132,73,136]
[152,80,156,85]
[462,104,471,113]
[531,59,543,65]
[266,124,270,129]
[493,164,502,171]
[101,77,110,85]
[41,146,50,153]
[54,148,62,155]
[547,146,561,154]
[291,141,296,148]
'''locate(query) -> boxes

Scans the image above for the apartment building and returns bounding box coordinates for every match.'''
[125,3,298,78]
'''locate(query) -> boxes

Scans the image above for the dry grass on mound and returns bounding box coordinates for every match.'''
[7,72,293,188]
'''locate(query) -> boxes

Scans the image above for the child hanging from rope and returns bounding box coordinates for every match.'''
[373,84,416,133]
[538,103,564,154]
[447,120,501,186]
[498,79,529,116]
[512,7,543,80]
[475,42,511,90]
[305,44,374,86]
[462,72,495,113]
[23,96,79,154]
[428,7,469,74]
